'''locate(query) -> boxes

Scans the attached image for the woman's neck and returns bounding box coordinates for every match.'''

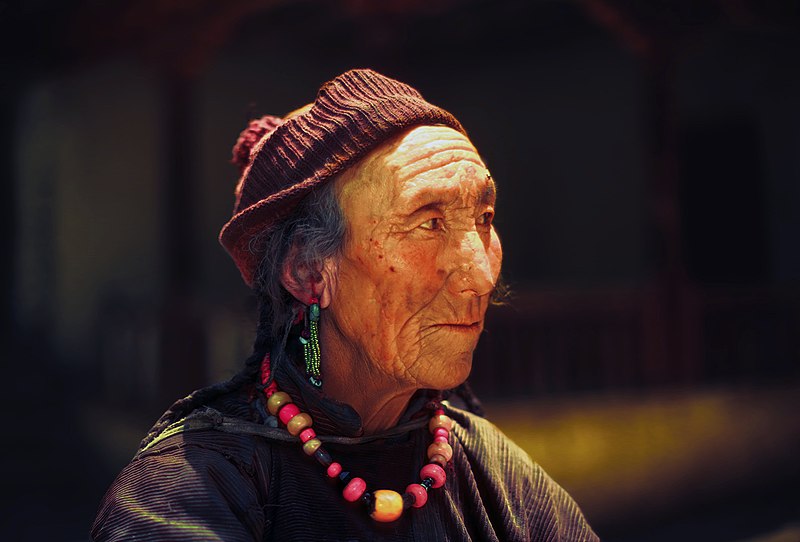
[319,324,417,435]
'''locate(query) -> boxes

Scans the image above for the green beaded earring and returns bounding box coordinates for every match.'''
[299,297,323,388]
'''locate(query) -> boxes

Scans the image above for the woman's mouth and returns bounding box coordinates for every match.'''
[433,322,482,333]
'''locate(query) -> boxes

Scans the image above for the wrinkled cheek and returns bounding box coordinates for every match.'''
[387,246,443,300]
[378,252,442,360]
[331,257,382,338]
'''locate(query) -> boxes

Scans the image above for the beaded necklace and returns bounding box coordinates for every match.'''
[258,353,454,523]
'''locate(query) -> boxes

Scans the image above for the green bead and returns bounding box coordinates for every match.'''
[309,303,320,321]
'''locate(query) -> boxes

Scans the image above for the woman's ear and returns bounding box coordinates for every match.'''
[280,244,335,309]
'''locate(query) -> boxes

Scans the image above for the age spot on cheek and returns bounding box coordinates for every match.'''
[389,266,396,272]
[436,269,446,278]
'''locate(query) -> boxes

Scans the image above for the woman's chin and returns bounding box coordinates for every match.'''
[419,353,473,391]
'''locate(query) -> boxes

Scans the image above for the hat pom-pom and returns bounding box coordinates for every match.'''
[231,115,285,172]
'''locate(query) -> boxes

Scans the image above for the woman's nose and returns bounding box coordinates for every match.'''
[446,230,495,297]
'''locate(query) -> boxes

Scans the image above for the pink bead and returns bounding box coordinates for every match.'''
[434,409,445,416]
[420,463,446,488]
[278,403,300,425]
[405,483,428,508]
[434,427,449,439]
[434,435,448,443]
[327,462,342,478]
[342,477,367,502]
[299,428,316,443]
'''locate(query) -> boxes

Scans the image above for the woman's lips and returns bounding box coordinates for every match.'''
[433,322,482,332]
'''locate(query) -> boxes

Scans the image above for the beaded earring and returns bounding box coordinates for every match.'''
[300,297,323,388]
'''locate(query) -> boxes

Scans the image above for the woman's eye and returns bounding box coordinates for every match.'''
[419,217,444,230]
[477,211,494,226]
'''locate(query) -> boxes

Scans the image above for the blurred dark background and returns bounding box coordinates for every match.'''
[1,0,799,540]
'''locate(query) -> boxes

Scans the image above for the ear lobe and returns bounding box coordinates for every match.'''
[317,260,336,309]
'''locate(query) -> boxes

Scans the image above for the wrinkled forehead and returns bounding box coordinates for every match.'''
[385,125,484,182]
[336,125,490,204]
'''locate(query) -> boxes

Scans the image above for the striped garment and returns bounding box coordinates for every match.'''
[92,363,598,541]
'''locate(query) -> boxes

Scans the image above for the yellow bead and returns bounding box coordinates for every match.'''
[287,413,313,436]
[302,438,322,456]
[267,392,291,416]
[429,453,448,467]
[370,489,403,523]
[428,414,453,433]
[427,441,453,462]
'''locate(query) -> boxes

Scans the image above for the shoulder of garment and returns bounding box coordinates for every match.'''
[91,409,271,542]
[446,405,601,542]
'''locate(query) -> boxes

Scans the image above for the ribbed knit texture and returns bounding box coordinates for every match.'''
[91,363,599,541]
[231,115,285,175]
[219,68,466,287]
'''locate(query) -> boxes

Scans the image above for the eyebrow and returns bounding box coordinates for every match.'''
[481,180,497,206]
[401,179,497,218]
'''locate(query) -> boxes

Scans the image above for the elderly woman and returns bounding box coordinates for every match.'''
[91,69,598,541]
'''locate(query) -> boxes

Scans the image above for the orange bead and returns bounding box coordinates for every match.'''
[302,438,322,456]
[287,413,313,436]
[427,441,453,462]
[266,391,291,415]
[370,489,404,522]
[428,414,453,433]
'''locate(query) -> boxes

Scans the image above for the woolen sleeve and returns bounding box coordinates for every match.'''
[91,432,266,542]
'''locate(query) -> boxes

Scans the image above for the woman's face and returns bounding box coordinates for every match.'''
[324,125,502,391]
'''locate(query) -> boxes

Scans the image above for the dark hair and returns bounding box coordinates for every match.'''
[248,181,348,385]
[251,181,347,340]
[139,183,347,450]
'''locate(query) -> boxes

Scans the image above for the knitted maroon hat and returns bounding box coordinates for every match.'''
[219,68,466,287]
